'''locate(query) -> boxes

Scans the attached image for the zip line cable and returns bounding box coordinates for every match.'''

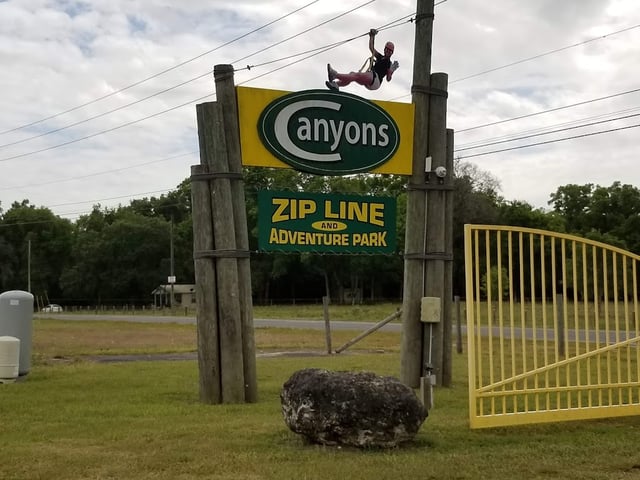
[0,0,320,137]
[388,22,640,102]
[0,10,415,164]
[235,0,376,70]
[0,0,377,151]
[240,13,414,72]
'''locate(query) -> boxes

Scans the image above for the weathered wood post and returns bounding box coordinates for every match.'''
[401,0,452,389]
[401,0,435,389]
[191,64,257,404]
[323,296,332,354]
[214,64,258,403]
[191,161,220,404]
[423,72,449,387]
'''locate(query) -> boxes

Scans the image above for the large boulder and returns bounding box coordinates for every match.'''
[280,368,427,448]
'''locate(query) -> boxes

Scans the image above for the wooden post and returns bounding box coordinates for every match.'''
[322,296,332,354]
[190,163,221,404]
[198,101,245,403]
[423,72,448,387]
[335,309,402,354]
[401,0,435,389]
[214,64,258,403]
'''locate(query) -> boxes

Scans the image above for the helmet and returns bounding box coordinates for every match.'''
[384,41,395,53]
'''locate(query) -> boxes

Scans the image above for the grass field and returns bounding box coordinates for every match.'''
[3,311,640,479]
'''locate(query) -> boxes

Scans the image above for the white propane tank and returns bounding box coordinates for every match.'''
[0,336,20,383]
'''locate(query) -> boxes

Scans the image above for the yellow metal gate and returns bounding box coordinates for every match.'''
[464,224,640,428]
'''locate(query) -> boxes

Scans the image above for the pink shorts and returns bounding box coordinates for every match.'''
[365,74,381,91]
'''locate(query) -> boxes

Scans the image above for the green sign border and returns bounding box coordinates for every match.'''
[258,190,396,254]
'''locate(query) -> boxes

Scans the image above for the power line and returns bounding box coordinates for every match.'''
[0,74,211,150]
[46,188,175,208]
[0,8,414,164]
[388,22,640,102]
[0,0,320,137]
[0,0,378,153]
[456,103,640,150]
[458,121,640,159]
[450,23,640,84]
[0,199,189,228]
[0,151,196,191]
[0,93,214,163]
[455,111,640,152]
[457,86,640,133]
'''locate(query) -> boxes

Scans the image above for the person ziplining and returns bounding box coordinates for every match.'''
[326,28,399,91]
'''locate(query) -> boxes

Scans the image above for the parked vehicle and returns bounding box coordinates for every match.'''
[41,304,63,313]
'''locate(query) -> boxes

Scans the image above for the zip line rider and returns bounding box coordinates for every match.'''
[326,28,399,91]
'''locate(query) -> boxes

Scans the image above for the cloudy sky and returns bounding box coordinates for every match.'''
[1,0,639,219]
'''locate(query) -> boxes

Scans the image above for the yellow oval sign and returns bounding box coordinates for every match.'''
[311,220,348,232]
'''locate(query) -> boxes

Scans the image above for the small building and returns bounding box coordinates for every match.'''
[151,284,196,309]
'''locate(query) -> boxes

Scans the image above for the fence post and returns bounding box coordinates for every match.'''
[455,295,463,354]
[323,296,332,354]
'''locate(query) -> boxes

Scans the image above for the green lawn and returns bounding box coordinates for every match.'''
[2,318,640,479]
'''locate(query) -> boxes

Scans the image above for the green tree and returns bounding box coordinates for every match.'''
[549,181,640,254]
[548,184,594,233]
[0,200,73,299]
[61,207,170,304]
[451,160,502,296]
[497,200,561,231]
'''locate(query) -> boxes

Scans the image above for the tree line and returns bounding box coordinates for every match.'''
[0,161,638,307]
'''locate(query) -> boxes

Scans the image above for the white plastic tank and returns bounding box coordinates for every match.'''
[0,290,34,376]
[0,336,20,383]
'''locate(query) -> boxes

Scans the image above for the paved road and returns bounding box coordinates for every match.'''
[34,313,402,332]
[34,313,638,346]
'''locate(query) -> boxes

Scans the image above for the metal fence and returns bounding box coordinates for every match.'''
[464,224,640,428]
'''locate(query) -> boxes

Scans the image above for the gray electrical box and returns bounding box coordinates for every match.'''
[420,297,441,323]
[0,290,34,376]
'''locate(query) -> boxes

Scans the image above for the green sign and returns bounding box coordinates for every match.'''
[257,90,400,175]
[258,191,396,254]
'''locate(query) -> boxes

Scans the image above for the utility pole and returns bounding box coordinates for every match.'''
[27,238,31,293]
[169,215,175,312]
[400,0,435,388]
[401,0,452,390]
